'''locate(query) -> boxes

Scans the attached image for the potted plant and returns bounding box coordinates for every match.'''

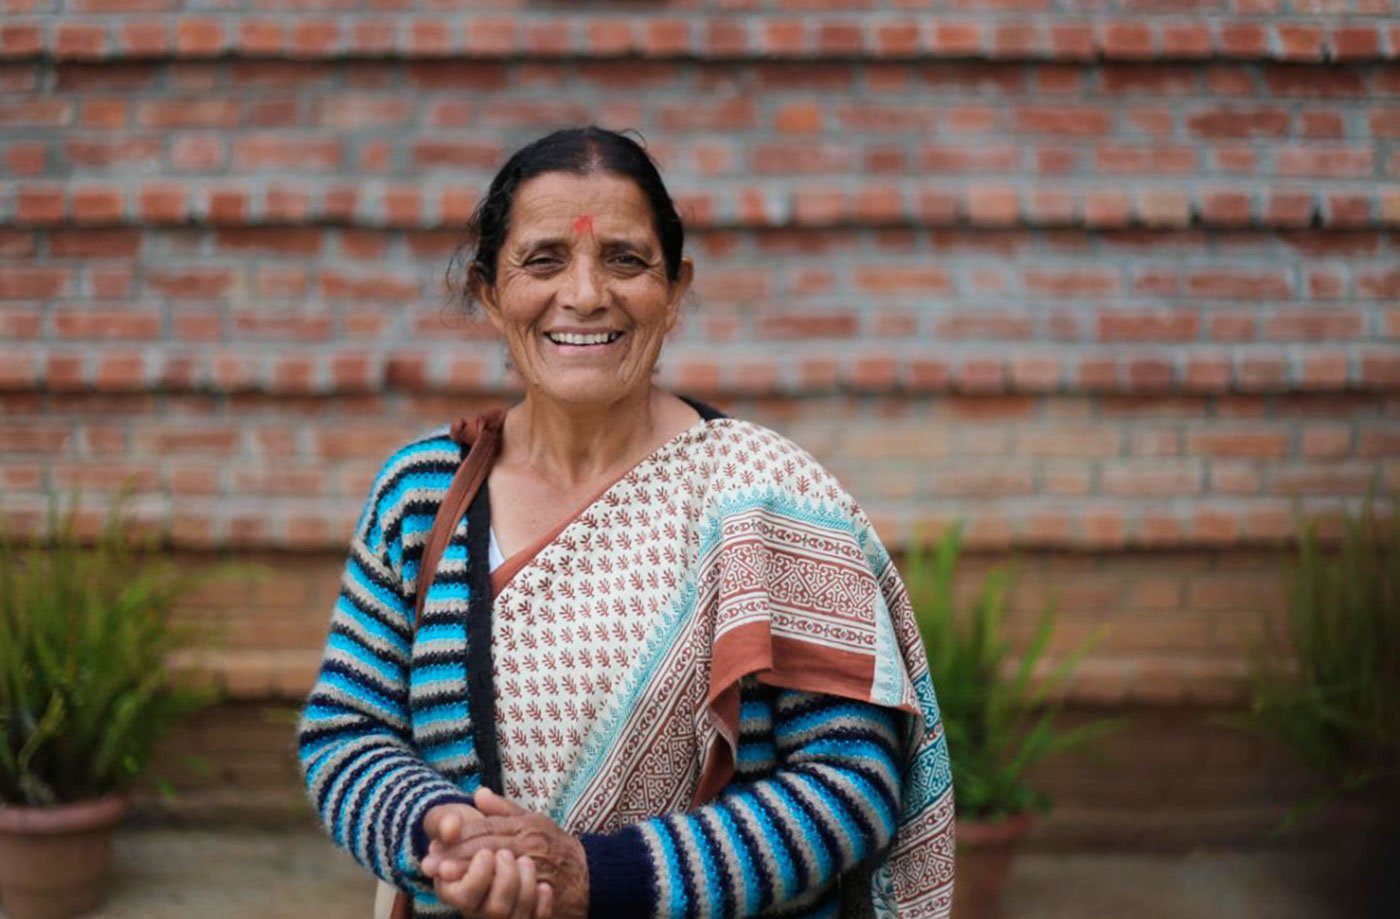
[0,494,220,919]
[906,522,1122,919]
[1231,497,1399,913]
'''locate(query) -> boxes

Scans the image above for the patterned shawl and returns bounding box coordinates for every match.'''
[486,417,954,917]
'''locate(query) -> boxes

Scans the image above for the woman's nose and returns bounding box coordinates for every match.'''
[561,257,605,313]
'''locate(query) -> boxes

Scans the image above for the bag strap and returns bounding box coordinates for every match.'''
[391,409,505,919]
[411,409,505,632]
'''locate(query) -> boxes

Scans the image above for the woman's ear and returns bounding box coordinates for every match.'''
[469,267,505,333]
[665,257,695,331]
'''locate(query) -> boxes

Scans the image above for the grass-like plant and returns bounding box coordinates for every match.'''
[907,522,1123,820]
[1238,497,1400,826]
[0,494,221,806]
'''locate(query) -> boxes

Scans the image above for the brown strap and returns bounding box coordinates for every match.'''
[411,409,505,630]
[391,408,505,919]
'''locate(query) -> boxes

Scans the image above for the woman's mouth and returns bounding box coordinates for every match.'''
[545,331,624,346]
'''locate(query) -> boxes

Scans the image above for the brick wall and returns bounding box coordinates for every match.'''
[3,0,1397,832]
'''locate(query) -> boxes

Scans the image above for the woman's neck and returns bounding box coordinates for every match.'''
[502,387,680,490]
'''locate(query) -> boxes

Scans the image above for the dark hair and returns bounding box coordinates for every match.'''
[448,127,686,312]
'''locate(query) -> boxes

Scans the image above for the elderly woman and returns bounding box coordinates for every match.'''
[297,127,953,919]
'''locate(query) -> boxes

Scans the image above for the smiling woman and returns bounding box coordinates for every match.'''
[472,169,692,417]
[297,127,955,919]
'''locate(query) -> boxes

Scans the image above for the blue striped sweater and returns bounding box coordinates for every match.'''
[297,428,903,918]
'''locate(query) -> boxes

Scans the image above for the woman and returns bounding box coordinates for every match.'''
[298,127,953,919]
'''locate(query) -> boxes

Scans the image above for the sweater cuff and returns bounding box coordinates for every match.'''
[409,791,476,861]
[581,824,656,919]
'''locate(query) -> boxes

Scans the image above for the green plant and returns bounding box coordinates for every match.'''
[1237,497,1400,825]
[0,493,224,806]
[908,522,1123,820]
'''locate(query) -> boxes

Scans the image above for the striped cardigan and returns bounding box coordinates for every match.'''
[297,429,903,918]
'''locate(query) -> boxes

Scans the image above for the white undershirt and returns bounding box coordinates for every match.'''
[487,525,505,571]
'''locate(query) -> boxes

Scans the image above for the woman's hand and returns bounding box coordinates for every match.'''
[425,789,587,919]
[422,791,556,919]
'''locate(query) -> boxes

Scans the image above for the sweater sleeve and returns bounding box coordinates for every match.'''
[296,524,473,895]
[580,688,904,919]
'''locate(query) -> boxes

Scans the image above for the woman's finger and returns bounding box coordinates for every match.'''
[510,855,538,919]
[437,855,469,883]
[443,848,497,914]
[482,849,521,919]
[534,881,554,919]
[475,787,527,817]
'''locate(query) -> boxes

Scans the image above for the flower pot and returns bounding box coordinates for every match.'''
[952,811,1036,919]
[0,795,129,919]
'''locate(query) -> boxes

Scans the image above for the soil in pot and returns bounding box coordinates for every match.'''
[952,811,1036,919]
[0,796,129,919]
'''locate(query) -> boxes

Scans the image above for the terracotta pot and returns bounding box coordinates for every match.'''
[0,795,128,919]
[952,811,1036,919]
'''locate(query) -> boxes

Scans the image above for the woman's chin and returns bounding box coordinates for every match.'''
[529,374,648,409]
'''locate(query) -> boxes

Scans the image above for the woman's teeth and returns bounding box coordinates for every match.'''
[547,332,622,345]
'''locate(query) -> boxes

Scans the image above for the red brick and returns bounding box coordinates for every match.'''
[1219,24,1268,57]
[137,100,238,129]
[76,98,124,131]
[1276,24,1325,61]
[1048,23,1094,59]
[135,183,184,221]
[54,23,106,59]
[1264,309,1365,341]
[701,20,745,55]
[53,307,162,340]
[175,19,225,55]
[15,185,65,223]
[1299,351,1350,389]
[1236,354,1287,390]
[1361,351,1400,386]
[1187,429,1289,458]
[586,19,632,55]
[291,20,338,56]
[234,135,341,170]
[216,228,323,255]
[1358,270,1400,299]
[3,140,46,175]
[1182,352,1231,391]
[352,20,397,56]
[238,20,283,54]
[0,265,69,299]
[119,21,168,55]
[1186,106,1289,138]
[931,22,981,55]
[1,24,44,57]
[1161,23,1212,57]
[95,351,146,390]
[1015,106,1112,136]
[1187,269,1291,300]
[1099,21,1153,59]
[66,185,122,223]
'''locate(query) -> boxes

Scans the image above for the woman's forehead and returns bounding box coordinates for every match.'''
[508,172,654,239]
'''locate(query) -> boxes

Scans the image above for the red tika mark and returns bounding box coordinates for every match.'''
[572,214,594,236]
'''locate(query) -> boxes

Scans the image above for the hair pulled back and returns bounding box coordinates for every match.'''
[450,127,686,313]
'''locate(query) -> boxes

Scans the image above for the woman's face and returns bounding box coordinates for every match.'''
[474,170,693,410]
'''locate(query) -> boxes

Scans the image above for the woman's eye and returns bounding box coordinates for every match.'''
[611,254,646,268]
[525,255,560,269]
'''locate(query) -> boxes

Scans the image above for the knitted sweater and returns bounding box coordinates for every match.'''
[297,428,904,918]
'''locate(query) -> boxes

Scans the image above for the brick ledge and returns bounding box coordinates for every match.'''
[7,181,1400,232]
[3,16,1397,64]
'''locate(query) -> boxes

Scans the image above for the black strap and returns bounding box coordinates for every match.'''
[464,480,503,793]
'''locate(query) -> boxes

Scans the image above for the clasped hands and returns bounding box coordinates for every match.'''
[421,788,587,919]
